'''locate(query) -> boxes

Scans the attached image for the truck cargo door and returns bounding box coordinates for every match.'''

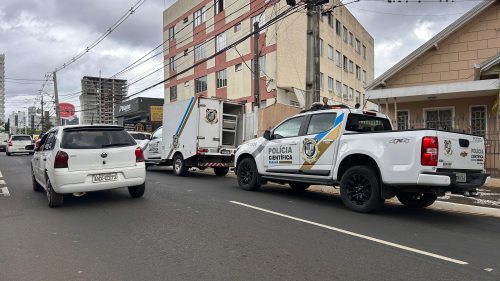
[198,99,222,150]
[436,131,486,171]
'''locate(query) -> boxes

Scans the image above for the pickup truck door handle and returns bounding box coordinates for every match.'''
[43,158,47,161]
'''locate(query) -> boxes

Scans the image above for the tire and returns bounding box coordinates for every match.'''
[128,183,145,198]
[214,167,229,177]
[289,182,310,192]
[6,152,11,156]
[173,154,188,176]
[236,158,261,191]
[397,192,437,209]
[46,178,64,208]
[32,170,43,192]
[340,166,384,213]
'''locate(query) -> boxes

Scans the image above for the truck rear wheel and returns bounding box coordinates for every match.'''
[173,154,188,176]
[214,167,229,177]
[397,192,437,208]
[340,166,384,213]
[237,158,261,191]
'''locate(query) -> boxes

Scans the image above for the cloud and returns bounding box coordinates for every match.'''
[413,20,435,41]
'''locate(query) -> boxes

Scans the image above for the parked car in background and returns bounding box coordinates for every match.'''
[128,131,152,150]
[0,131,8,152]
[6,134,34,156]
[31,125,146,207]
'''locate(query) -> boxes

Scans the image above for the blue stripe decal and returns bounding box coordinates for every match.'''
[314,113,344,142]
[175,97,195,135]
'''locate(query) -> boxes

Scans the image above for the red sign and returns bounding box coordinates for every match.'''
[59,103,76,119]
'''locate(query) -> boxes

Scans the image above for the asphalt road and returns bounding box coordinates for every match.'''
[1,153,500,281]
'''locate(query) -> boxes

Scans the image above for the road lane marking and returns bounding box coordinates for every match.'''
[230,201,469,265]
[0,170,2,177]
[1,187,10,197]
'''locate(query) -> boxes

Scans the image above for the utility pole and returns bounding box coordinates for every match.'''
[253,22,261,109]
[305,1,321,109]
[40,95,44,132]
[53,71,61,126]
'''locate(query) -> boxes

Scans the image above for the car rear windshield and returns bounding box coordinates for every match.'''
[129,133,148,140]
[345,114,392,132]
[61,128,136,149]
[12,136,32,141]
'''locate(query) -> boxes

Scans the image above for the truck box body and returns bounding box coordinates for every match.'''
[161,97,245,167]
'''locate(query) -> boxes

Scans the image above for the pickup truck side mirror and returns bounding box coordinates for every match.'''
[263,130,272,140]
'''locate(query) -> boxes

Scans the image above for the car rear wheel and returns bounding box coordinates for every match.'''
[32,170,43,192]
[173,154,188,176]
[340,166,384,213]
[397,192,437,208]
[237,158,261,191]
[214,167,229,177]
[128,183,145,198]
[6,152,11,156]
[289,182,310,192]
[46,179,64,208]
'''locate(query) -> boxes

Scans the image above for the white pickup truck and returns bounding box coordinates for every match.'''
[235,104,490,213]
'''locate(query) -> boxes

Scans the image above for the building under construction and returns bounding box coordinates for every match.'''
[79,76,127,125]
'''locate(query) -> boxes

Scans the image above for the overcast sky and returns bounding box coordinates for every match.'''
[0,0,481,120]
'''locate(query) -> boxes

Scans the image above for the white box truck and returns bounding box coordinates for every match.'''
[144,97,245,176]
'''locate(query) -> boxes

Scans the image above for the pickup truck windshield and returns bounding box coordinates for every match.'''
[345,114,392,132]
[61,128,136,149]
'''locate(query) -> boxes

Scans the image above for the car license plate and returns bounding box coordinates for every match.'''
[456,173,467,183]
[92,173,118,183]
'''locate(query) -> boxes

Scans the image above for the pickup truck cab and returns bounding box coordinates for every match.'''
[235,104,490,213]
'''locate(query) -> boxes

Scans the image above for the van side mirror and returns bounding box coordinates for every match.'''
[263,130,272,140]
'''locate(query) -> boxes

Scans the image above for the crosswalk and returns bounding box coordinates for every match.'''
[0,170,10,197]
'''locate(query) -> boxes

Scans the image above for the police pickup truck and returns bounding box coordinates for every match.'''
[235,104,490,213]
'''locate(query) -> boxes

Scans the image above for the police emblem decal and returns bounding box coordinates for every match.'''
[302,138,318,162]
[444,140,453,156]
[205,109,218,124]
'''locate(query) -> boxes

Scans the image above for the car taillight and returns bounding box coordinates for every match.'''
[135,147,144,162]
[54,151,69,169]
[421,136,438,166]
[7,141,12,146]
[197,148,209,154]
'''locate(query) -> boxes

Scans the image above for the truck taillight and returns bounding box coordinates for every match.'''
[54,151,69,169]
[197,148,209,154]
[7,141,12,147]
[135,147,144,162]
[421,136,438,166]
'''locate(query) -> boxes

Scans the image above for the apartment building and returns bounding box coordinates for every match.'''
[162,0,374,113]
[0,54,5,125]
[79,76,127,125]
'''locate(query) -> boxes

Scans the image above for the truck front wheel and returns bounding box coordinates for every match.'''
[340,166,384,213]
[396,192,437,208]
[236,158,261,191]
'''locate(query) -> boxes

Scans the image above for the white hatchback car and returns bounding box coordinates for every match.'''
[31,125,146,207]
[128,131,152,150]
[6,134,34,156]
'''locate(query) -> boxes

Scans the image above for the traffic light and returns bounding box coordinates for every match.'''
[286,0,297,6]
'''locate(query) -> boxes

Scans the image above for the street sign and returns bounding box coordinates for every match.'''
[59,103,76,119]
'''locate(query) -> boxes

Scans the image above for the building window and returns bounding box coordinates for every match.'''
[327,45,334,60]
[355,38,361,54]
[328,76,334,93]
[234,22,241,32]
[319,38,323,57]
[343,26,348,42]
[397,111,409,130]
[194,7,206,27]
[470,105,486,136]
[215,0,224,14]
[362,45,366,59]
[320,72,324,90]
[168,26,175,41]
[252,56,266,77]
[335,51,341,67]
[355,91,361,104]
[343,56,348,72]
[425,108,453,131]
[335,20,341,36]
[328,14,334,28]
[356,65,361,80]
[349,32,353,46]
[195,76,207,93]
[362,70,367,83]
[348,60,353,73]
[216,69,227,88]
[216,32,226,52]
[343,84,348,99]
[169,56,176,71]
[349,87,354,100]
[235,63,242,72]
[170,86,177,101]
[336,80,341,97]
[194,42,206,62]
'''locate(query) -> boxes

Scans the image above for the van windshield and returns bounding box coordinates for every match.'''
[345,114,392,132]
[61,128,136,149]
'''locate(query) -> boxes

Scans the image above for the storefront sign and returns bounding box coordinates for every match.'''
[150,106,163,122]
